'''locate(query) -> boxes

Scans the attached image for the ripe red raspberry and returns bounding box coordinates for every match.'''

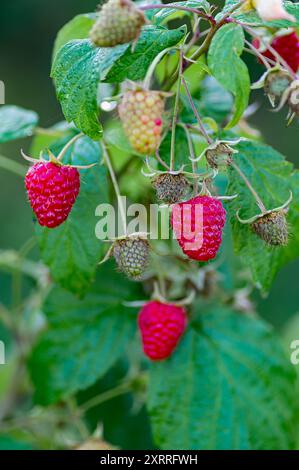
[25,161,80,229]
[252,32,299,72]
[171,195,226,262]
[138,301,187,361]
[119,87,165,155]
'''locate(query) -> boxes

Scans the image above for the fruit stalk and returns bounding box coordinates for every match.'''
[231,159,267,214]
[101,141,127,235]
[170,49,183,171]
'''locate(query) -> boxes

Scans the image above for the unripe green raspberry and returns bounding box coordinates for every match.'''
[152,173,189,204]
[89,0,146,47]
[112,237,150,280]
[119,87,165,155]
[252,210,288,246]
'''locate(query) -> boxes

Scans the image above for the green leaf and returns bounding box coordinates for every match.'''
[104,25,186,83]
[53,13,96,60]
[153,1,210,25]
[35,135,109,295]
[51,26,185,139]
[0,106,38,143]
[227,140,299,293]
[208,24,250,129]
[148,303,297,450]
[29,265,141,405]
[51,40,128,140]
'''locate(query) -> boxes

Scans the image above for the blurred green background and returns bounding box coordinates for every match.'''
[0,0,298,329]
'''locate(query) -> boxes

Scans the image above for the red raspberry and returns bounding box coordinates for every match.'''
[138,301,187,361]
[171,195,226,262]
[253,32,299,72]
[25,161,80,229]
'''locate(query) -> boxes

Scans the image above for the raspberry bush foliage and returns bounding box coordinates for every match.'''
[1,0,299,451]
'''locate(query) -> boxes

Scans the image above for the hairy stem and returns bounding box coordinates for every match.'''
[163,0,246,91]
[79,381,132,414]
[244,39,271,69]
[0,155,27,177]
[56,132,84,162]
[170,49,183,171]
[140,4,216,25]
[143,46,178,90]
[181,76,212,144]
[231,160,267,214]
[101,141,127,235]
[180,124,199,195]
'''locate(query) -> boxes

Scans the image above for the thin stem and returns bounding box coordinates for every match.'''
[170,49,183,171]
[244,46,276,68]
[181,75,212,144]
[163,0,246,91]
[184,17,202,56]
[0,155,27,177]
[231,160,267,214]
[56,132,84,162]
[165,27,215,91]
[34,127,66,137]
[79,381,132,414]
[244,39,271,69]
[143,47,177,90]
[180,124,198,195]
[155,149,170,170]
[140,4,216,25]
[101,141,127,235]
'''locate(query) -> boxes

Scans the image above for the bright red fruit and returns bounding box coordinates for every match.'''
[138,301,187,361]
[25,162,80,228]
[252,32,299,72]
[171,195,226,262]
